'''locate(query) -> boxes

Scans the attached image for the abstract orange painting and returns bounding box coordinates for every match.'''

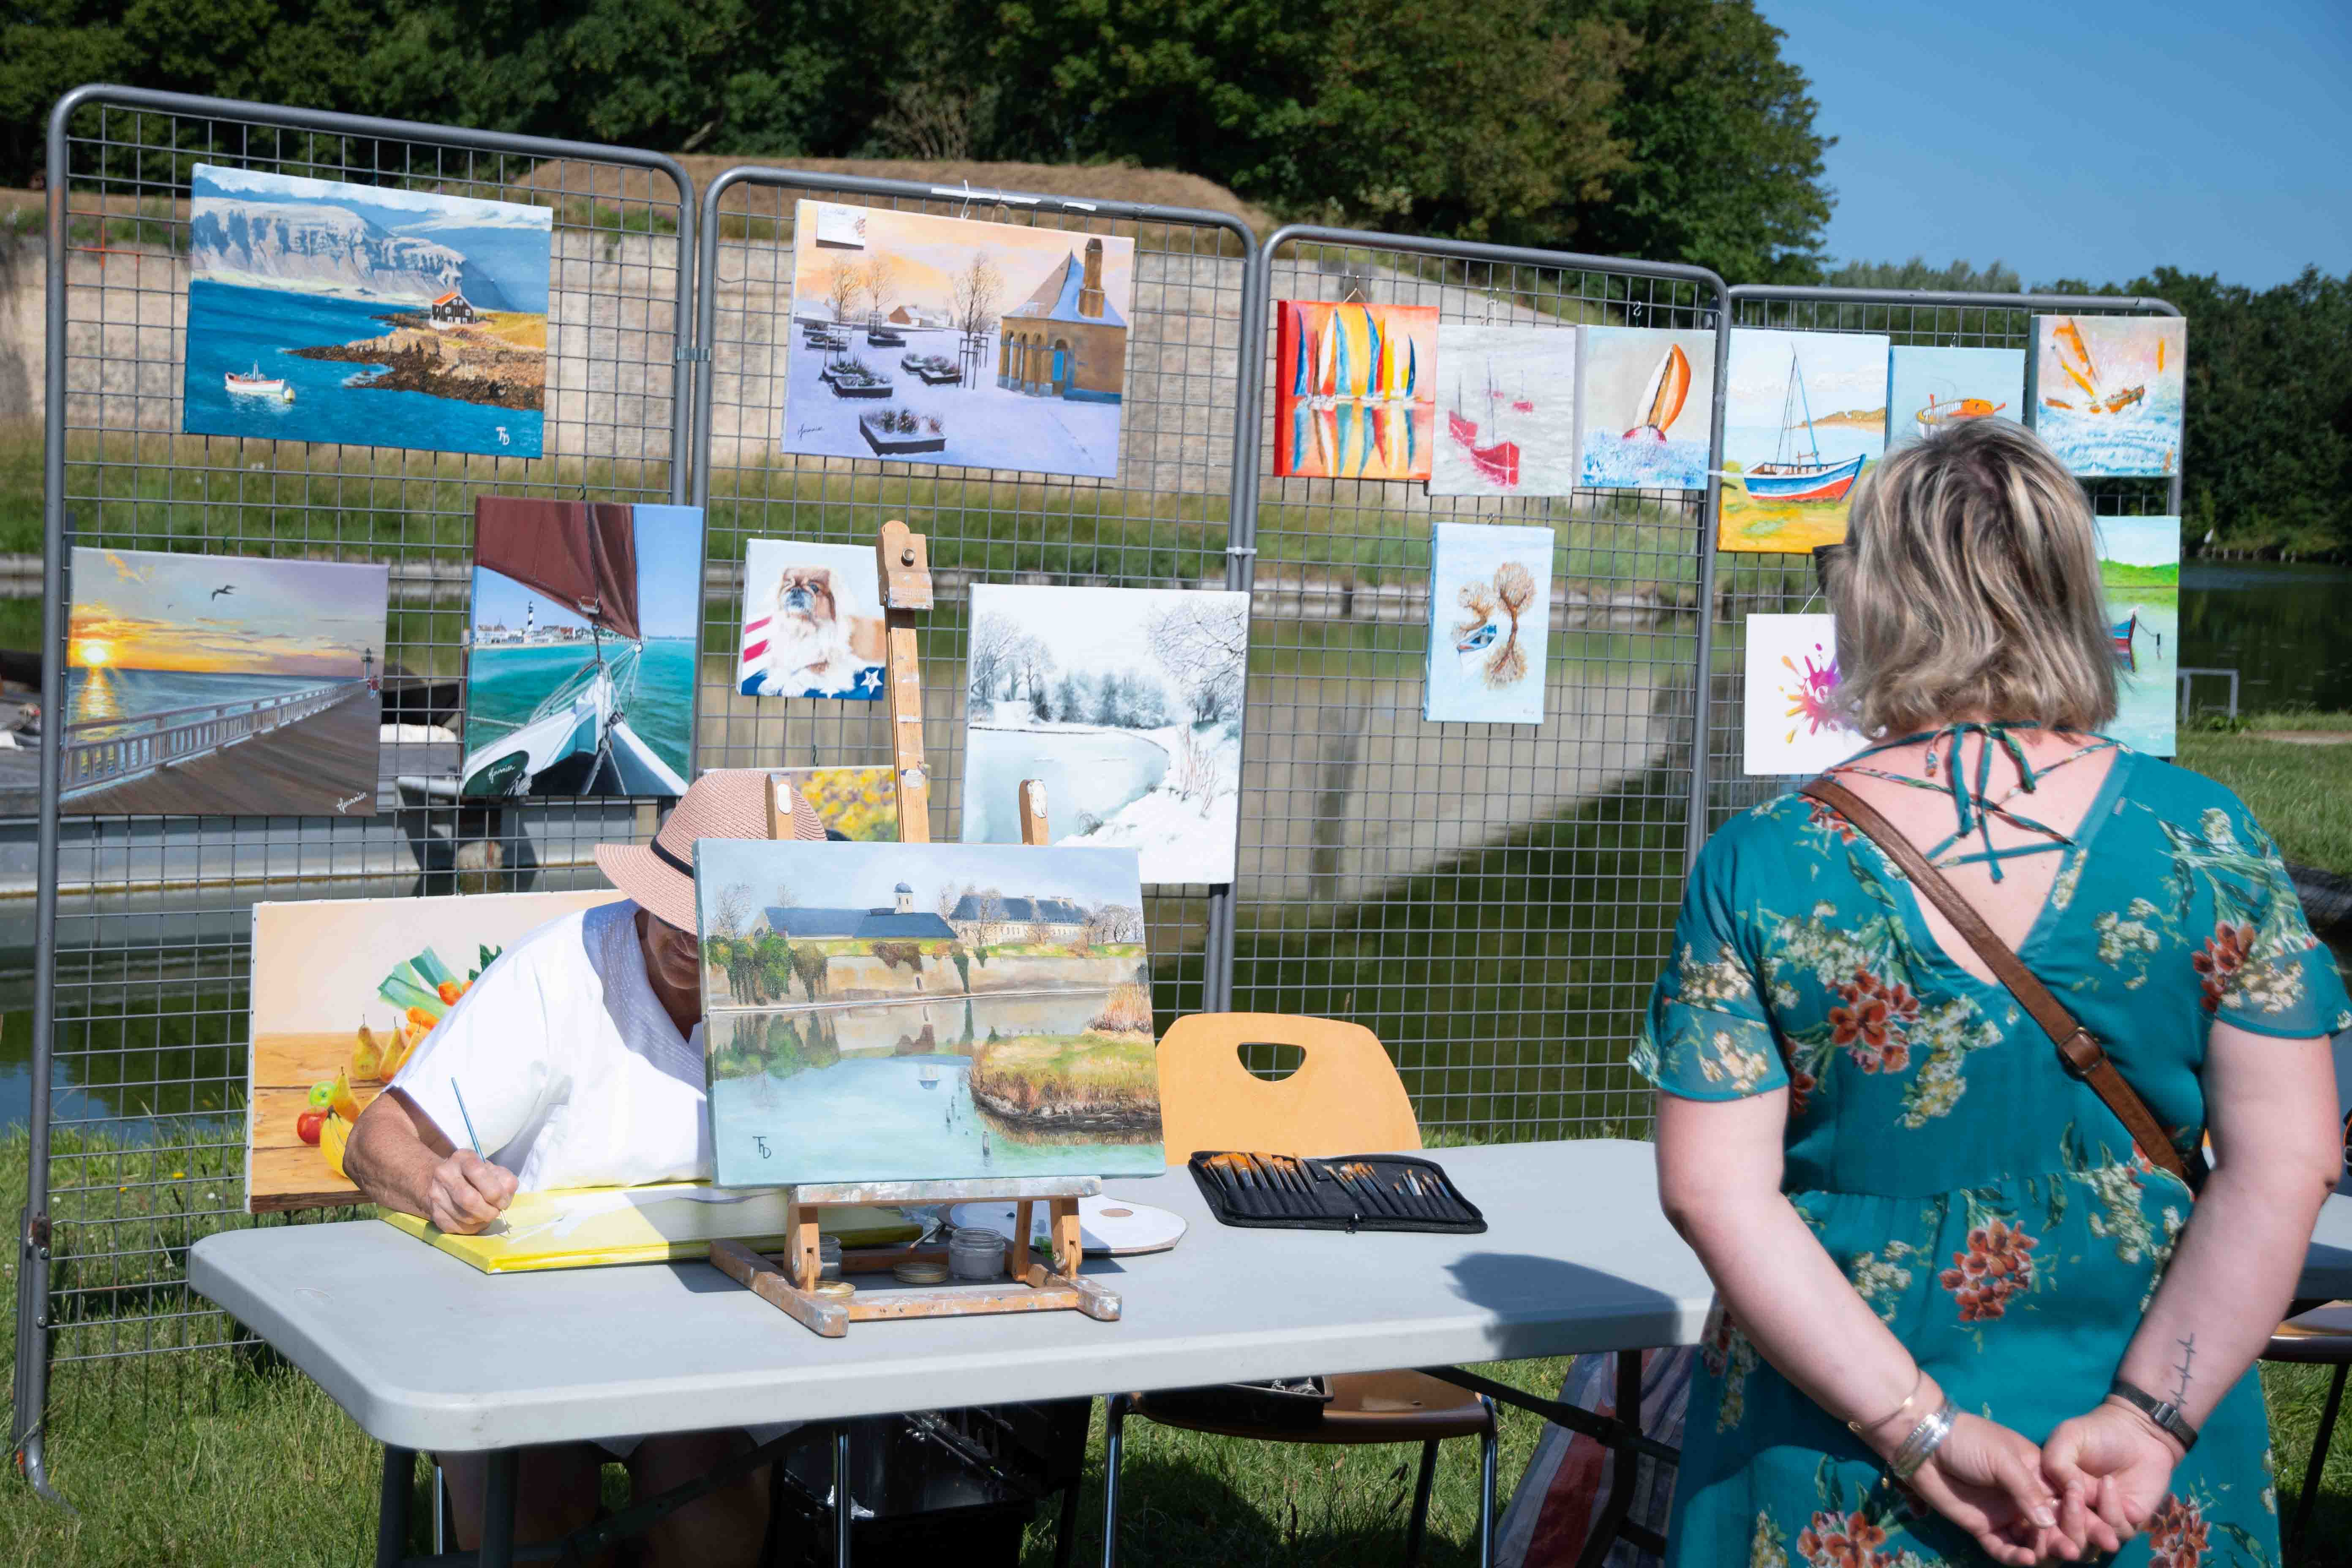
[1273,301,1441,480]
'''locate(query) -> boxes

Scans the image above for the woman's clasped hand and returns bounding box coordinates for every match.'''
[1850,1377,2188,1564]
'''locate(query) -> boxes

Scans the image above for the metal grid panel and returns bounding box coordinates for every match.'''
[1709,289,2185,830]
[1228,227,1730,1142]
[25,87,693,1419]
[690,169,1257,1028]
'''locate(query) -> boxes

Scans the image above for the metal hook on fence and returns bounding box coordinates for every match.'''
[957,179,974,222]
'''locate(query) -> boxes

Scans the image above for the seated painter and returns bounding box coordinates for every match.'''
[346,770,821,1567]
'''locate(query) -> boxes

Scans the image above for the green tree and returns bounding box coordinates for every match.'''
[1827,257,2023,295]
[1558,0,1834,282]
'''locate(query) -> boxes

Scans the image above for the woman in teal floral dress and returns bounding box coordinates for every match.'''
[1639,422,2349,1567]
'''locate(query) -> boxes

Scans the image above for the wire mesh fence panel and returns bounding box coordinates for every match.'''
[1229,230,1728,1143]
[29,88,693,1410]
[1708,290,2184,833]
[691,172,1256,1029]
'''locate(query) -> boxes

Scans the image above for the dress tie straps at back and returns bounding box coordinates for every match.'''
[1834,722,2116,881]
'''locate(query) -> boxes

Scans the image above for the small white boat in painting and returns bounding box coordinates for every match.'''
[917,1064,942,1090]
[225,363,293,401]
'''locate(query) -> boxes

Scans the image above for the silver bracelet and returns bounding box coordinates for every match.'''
[1888,1399,1960,1480]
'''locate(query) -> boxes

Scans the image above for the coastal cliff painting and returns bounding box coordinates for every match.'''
[1718,328,1890,553]
[781,201,1135,479]
[65,547,388,816]
[960,584,1248,885]
[182,165,552,457]
[694,840,1161,1185]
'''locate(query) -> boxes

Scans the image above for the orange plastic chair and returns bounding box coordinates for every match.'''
[1100,1013,1496,1568]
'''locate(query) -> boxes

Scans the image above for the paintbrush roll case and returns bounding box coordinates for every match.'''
[1186,1151,1486,1233]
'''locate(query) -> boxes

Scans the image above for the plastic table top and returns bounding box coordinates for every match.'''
[188,1138,2352,1456]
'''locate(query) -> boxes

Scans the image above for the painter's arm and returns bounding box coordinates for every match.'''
[347,1088,516,1234]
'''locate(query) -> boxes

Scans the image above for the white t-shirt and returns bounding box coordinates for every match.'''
[392,899,712,1191]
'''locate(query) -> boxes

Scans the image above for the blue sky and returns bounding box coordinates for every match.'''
[1765,1,2352,288]
[471,505,705,640]
[697,841,1143,914]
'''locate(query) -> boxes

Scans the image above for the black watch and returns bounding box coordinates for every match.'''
[2107,1378,2199,1454]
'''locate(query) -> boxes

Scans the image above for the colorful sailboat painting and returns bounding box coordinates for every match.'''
[2029,316,2184,478]
[1273,300,1440,481]
[1718,327,1889,553]
[1426,324,1577,496]
[1572,326,1716,490]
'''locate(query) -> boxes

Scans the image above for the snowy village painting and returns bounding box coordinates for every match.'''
[694,840,1161,1186]
[1272,301,1441,481]
[1427,325,1579,497]
[780,201,1135,479]
[960,585,1248,885]
[1424,523,1553,724]
[182,165,551,457]
[2030,316,2186,478]
[1573,326,1715,490]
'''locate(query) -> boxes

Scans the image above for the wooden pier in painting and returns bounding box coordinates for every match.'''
[63,684,381,815]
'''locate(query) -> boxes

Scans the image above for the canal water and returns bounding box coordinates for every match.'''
[2181,560,2352,711]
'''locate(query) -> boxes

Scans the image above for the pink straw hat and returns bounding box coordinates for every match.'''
[594,770,822,931]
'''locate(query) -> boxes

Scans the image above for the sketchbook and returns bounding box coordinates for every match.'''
[378,1182,921,1274]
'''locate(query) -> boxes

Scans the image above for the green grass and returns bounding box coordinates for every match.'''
[2101,562,2183,588]
[2176,730,2352,877]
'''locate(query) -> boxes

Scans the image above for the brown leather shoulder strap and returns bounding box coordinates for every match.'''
[1799,777,2202,1190]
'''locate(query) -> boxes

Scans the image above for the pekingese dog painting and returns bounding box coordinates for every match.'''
[738,541,887,698]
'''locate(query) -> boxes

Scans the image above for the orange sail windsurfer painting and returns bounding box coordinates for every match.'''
[2028,316,2183,477]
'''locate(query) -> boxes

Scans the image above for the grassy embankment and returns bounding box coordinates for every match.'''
[2177,716,2352,879]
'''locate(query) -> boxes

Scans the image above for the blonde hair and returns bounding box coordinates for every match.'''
[1826,419,2118,737]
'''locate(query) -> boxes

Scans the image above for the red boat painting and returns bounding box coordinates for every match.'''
[1742,346,1866,502]
[1444,365,1521,488]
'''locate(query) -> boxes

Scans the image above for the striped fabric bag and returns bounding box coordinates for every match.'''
[1494,1348,1690,1568]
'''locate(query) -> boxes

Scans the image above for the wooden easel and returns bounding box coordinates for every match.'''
[710,523,1116,1337]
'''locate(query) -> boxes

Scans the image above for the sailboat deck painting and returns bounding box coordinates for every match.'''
[1886,346,2024,451]
[1573,326,1716,490]
[1719,329,1890,553]
[460,498,704,798]
[2030,317,2185,478]
[1273,301,1441,481]
[1426,325,1578,496]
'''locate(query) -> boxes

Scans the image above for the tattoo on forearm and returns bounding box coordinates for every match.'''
[2169,1334,2196,1406]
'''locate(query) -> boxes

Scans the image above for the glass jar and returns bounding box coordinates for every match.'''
[946,1226,1006,1282]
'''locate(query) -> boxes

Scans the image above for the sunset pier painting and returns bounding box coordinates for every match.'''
[65,548,389,816]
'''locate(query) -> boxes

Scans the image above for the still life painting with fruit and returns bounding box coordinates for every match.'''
[245,888,621,1211]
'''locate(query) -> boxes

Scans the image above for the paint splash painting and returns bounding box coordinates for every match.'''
[1742,613,1865,775]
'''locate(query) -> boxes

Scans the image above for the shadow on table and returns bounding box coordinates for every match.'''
[659,1252,1135,1297]
[1442,1251,1688,1360]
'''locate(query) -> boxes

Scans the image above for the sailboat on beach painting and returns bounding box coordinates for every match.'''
[1273,301,1441,481]
[2030,316,2185,477]
[1718,328,1889,553]
[694,840,1162,1187]
[1572,326,1715,490]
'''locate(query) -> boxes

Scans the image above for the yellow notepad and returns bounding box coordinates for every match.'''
[379,1183,921,1274]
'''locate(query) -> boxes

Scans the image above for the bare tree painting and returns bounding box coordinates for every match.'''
[1426,522,1552,724]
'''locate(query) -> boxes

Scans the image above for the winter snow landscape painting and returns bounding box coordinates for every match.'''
[182,165,551,457]
[1426,325,1578,496]
[2031,316,2185,478]
[695,840,1161,1186]
[961,585,1248,885]
[780,201,1135,479]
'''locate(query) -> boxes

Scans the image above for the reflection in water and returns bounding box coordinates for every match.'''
[72,664,123,723]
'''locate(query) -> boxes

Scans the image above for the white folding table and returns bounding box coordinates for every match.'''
[188,1138,2352,1567]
